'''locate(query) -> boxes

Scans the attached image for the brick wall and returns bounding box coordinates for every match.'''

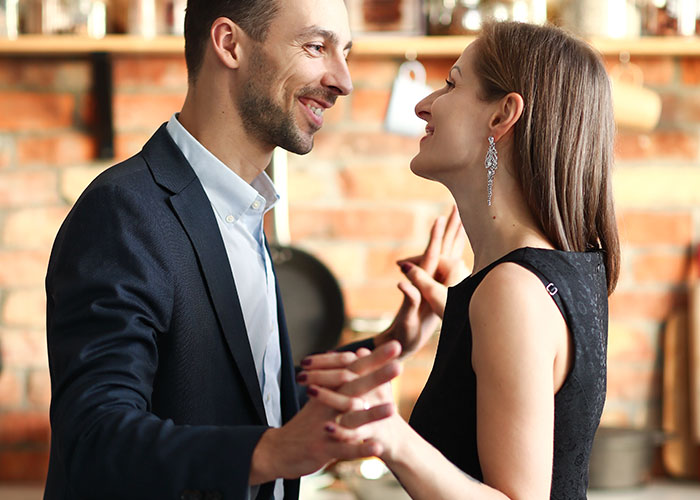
[0,49,698,482]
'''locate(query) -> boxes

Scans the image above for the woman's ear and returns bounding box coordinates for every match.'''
[210,16,245,70]
[488,92,524,141]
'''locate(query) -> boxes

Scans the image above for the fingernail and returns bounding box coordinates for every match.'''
[301,358,312,366]
[306,387,318,397]
[400,262,412,274]
[296,373,307,383]
[324,423,336,433]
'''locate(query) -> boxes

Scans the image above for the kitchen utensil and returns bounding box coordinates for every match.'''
[589,426,665,489]
[662,308,699,478]
[0,0,19,39]
[385,60,433,136]
[609,56,662,133]
[267,149,346,365]
[690,245,700,443]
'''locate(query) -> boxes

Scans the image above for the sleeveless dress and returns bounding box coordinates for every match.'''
[409,247,608,500]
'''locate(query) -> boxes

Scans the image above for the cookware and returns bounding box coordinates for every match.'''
[267,149,345,365]
[589,426,665,489]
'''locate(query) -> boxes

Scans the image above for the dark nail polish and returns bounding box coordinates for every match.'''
[296,373,307,383]
[301,358,312,366]
[400,263,412,274]
[307,387,318,397]
[324,424,335,433]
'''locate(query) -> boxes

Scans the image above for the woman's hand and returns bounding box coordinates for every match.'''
[376,206,469,358]
[297,341,406,462]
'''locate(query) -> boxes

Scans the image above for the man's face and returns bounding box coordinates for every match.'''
[235,0,353,155]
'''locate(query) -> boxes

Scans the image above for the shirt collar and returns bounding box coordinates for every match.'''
[166,113,279,222]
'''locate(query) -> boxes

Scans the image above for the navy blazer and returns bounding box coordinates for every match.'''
[45,124,300,499]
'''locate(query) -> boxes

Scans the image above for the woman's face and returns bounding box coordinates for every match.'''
[410,44,495,184]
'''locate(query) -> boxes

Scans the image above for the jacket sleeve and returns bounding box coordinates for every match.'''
[46,182,267,499]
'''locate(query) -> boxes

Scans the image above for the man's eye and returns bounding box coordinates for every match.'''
[306,44,325,54]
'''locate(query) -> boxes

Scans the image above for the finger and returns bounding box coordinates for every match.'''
[296,368,357,388]
[307,385,367,413]
[337,403,395,429]
[402,263,447,318]
[397,279,421,310]
[442,205,462,253]
[300,350,357,370]
[356,347,372,358]
[340,360,402,398]
[345,340,402,378]
[421,215,447,275]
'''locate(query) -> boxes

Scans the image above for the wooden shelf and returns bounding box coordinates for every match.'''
[1,34,700,57]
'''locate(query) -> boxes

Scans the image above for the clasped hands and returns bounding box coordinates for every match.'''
[295,207,469,464]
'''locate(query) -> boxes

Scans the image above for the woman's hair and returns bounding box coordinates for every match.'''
[184,0,280,83]
[473,21,620,294]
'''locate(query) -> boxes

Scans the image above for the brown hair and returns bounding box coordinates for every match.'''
[473,21,620,294]
[184,0,280,83]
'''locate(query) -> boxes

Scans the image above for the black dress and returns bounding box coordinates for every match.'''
[409,247,608,500]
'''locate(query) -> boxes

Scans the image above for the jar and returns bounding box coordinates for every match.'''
[0,0,19,38]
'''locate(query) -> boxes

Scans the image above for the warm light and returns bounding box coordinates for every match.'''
[360,458,388,480]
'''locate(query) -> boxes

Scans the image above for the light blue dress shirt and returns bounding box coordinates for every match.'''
[167,114,284,500]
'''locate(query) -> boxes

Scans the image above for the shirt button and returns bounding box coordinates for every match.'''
[252,200,262,210]
[225,215,234,223]
[265,393,271,403]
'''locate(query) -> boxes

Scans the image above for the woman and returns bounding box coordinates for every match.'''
[299,21,619,499]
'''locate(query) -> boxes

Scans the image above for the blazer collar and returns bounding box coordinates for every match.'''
[141,124,270,423]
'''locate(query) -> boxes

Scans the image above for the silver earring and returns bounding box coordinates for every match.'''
[485,136,498,206]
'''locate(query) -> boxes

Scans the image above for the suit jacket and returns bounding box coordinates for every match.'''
[44,124,301,500]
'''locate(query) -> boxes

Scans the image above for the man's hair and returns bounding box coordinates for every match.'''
[184,0,280,83]
[473,21,620,294]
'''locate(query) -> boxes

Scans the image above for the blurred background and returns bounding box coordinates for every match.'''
[0,0,700,498]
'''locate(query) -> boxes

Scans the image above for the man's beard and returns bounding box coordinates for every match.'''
[237,47,315,155]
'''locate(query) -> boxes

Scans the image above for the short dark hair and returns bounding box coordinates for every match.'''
[473,22,620,294]
[184,0,280,83]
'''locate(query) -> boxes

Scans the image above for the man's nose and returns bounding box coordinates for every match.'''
[323,54,353,96]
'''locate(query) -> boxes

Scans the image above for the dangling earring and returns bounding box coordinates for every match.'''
[485,136,498,206]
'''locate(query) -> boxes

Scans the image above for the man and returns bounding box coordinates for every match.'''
[44,1,438,499]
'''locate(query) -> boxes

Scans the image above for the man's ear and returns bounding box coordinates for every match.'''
[210,16,246,70]
[488,92,524,142]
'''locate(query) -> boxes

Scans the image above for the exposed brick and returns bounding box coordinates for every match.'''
[633,252,690,284]
[659,92,700,125]
[422,58,455,83]
[344,282,403,318]
[0,171,59,208]
[289,207,415,241]
[113,93,185,131]
[16,133,97,166]
[3,206,69,249]
[0,329,49,369]
[618,211,693,247]
[350,88,391,123]
[0,449,50,482]
[113,131,153,161]
[0,134,14,169]
[312,130,419,160]
[322,95,349,125]
[615,131,698,161]
[340,164,451,201]
[608,322,656,364]
[60,165,108,205]
[0,93,75,131]
[629,56,675,86]
[0,58,90,91]
[27,370,51,410]
[0,369,22,408]
[113,56,187,90]
[613,166,700,208]
[366,244,424,281]
[284,166,338,203]
[0,250,50,287]
[0,411,50,446]
[609,289,686,321]
[606,366,658,401]
[3,289,46,329]
[295,242,366,285]
[680,57,700,86]
[347,57,399,86]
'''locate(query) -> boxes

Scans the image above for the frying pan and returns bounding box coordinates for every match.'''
[267,148,346,365]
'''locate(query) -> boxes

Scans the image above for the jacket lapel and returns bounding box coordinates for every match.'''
[141,124,268,424]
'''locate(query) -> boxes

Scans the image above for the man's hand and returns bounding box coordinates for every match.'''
[249,342,402,484]
[375,206,469,358]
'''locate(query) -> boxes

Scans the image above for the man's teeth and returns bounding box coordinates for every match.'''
[307,104,323,117]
